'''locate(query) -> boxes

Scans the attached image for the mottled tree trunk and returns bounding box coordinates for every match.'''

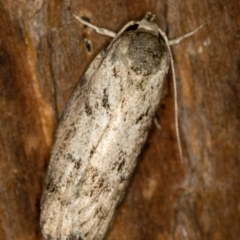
[0,0,239,239]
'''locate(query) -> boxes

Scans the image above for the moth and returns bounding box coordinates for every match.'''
[41,13,202,240]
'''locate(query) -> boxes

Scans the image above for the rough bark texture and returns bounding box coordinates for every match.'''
[0,0,239,240]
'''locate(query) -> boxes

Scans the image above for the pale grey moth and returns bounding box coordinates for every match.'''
[40,13,185,240]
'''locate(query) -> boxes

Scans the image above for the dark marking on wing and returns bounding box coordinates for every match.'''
[89,146,96,158]
[135,107,151,124]
[74,161,81,169]
[102,88,110,109]
[85,100,93,115]
[117,158,126,173]
[45,178,58,194]
[113,67,117,77]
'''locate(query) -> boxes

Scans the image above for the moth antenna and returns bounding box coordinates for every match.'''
[169,22,207,45]
[73,14,116,38]
[157,28,184,164]
[158,22,207,163]
[167,22,207,162]
[171,52,184,163]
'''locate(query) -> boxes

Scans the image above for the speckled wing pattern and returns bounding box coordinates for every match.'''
[41,16,170,240]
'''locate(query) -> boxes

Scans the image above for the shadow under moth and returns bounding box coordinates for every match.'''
[40,12,203,240]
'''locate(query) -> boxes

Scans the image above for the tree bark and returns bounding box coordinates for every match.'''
[0,0,239,239]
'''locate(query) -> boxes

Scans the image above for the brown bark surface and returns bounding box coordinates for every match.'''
[0,0,239,239]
